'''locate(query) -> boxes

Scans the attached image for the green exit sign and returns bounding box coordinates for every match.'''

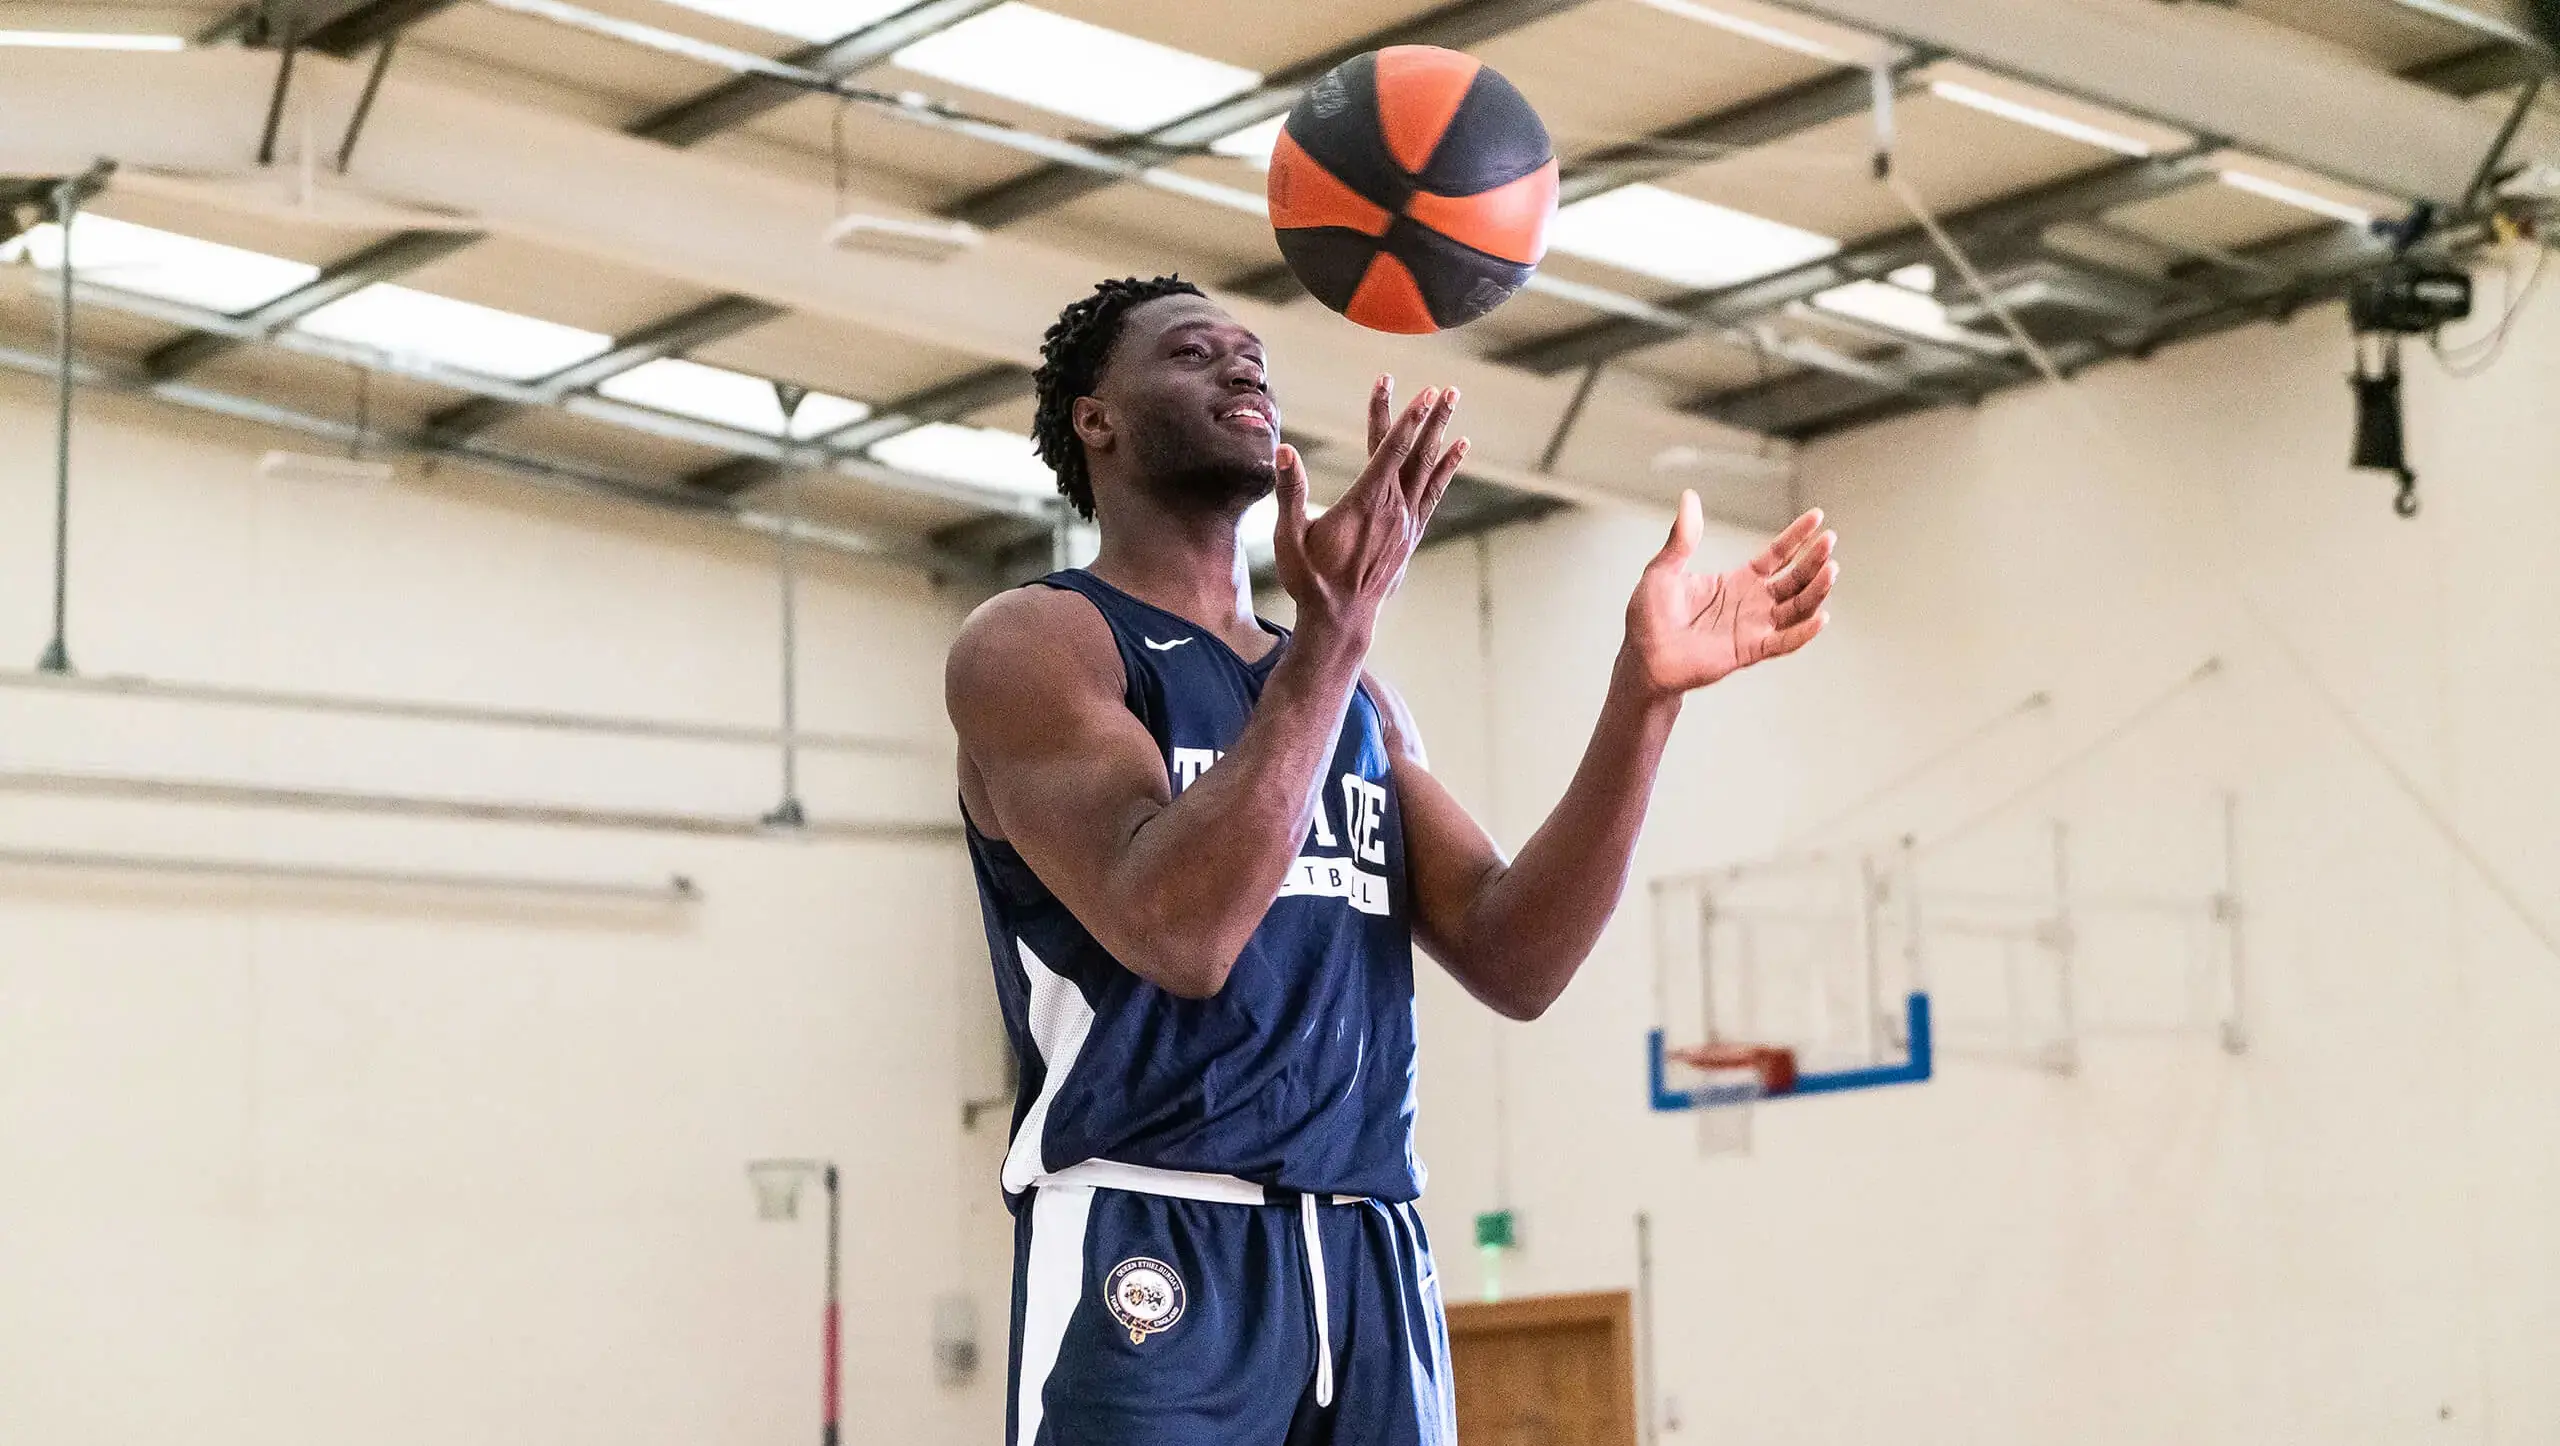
[1473,1209,1516,1250]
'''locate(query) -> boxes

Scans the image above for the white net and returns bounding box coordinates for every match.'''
[746,1159,822,1221]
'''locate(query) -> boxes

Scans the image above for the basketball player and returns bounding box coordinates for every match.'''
[949,276,1836,1445]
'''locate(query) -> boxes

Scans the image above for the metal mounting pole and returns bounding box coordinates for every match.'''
[2047,819,2081,1076]
[2218,791,2250,1054]
[822,1163,842,1446]
[762,382,810,829]
[40,163,113,676]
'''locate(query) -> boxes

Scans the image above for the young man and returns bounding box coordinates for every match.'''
[948,276,1836,1445]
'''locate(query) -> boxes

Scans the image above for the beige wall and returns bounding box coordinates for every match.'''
[1368,278,2560,1443]
[0,373,1013,1444]
[8,269,2558,1446]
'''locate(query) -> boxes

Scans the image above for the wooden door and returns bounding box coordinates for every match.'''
[1446,1291,1637,1446]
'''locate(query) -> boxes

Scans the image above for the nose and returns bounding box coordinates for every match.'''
[1220,354,1267,392]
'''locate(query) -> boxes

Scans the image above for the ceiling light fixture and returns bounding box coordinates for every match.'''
[1928,80,2159,157]
[0,30,186,50]
[2217,168,2377,227]
[1548,185,1838,290]
[891,4,1260,133]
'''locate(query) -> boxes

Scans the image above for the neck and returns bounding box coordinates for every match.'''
[1083,496,1260,644]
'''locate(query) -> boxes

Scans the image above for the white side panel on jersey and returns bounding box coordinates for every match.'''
[1001,938,1098,1194]
[1013,1181,1095,1446]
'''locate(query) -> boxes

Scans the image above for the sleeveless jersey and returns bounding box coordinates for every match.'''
[965,569,1422,1204]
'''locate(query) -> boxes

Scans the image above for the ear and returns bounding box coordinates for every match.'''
[1071,395,1113,455]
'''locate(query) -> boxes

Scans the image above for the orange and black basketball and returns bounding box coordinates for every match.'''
[1267,45,1557,335]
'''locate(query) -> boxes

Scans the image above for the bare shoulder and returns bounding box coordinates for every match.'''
[945,585,1122,729]
[1357,668,1427,768]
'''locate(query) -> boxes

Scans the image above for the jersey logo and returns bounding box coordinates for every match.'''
[1104,1256,1187,1343]
[1143,636,1194,651]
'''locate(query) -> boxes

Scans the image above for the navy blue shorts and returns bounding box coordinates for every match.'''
[1006,1179,1454,1445]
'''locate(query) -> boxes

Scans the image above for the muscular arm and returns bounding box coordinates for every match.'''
[1377,491,1837,1021]
[947,382,1464,1000]
[1367,663,1678,1021]
[948,589,1369,999]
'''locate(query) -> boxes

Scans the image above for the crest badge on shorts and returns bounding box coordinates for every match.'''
[1104,1257,1186,1344]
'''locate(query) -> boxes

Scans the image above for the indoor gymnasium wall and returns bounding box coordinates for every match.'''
[1370,279,2560,1445]
[0,374,1015,1445]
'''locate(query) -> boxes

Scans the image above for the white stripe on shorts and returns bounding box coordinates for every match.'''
[1014,1183,1094,1446]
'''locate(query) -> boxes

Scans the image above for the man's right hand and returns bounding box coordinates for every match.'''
[1270,377,1466,645]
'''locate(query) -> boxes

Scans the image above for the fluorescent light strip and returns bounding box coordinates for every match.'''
[1929,80,2156,157]
[2217,169,2374,227]
[1549,184,1838,291]
[1626,0,1870,64]
[651,0,911,43]
[0,30,186,50]
[893,3,1261,133]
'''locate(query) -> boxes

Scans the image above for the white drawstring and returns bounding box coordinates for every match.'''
[1300,1193,1334,1407]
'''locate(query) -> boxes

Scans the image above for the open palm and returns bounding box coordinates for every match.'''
[1625,493,1835,696]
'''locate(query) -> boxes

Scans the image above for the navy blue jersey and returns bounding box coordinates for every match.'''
[966,569,1422,1204]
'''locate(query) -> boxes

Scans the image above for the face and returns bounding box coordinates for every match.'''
[1078,294,1281,517]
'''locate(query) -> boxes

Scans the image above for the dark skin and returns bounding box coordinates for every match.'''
[947,293,1837,1017]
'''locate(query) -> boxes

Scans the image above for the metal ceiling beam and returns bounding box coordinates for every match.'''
[1499,150,2214,374]
[425,294,785,442]
[1754,0,2537,204]
[4,47,1788,523]
[0,340,966,574]
[1707,220,2391,435]
[1557,57,1926,206]
[687,361,1034,497]
[145,1,982,386]
[2404,39,2550,95]
[45,271,1056,522]
[246,0,466,56]
[942,0,1593,229]
[628,0,1008,146]
[143,228,481,379]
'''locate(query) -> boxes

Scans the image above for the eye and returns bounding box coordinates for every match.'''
[1173,341,1209,360]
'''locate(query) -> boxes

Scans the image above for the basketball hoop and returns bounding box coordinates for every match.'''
[747,1158,824,1221]
[1666,1041,1800,1096]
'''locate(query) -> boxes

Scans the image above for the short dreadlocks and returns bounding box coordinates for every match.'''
[1032,275,1204,521]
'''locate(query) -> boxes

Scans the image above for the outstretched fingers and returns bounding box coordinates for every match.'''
[1368,375,1394,456]
[1361,387,1438,501]
[1768,528,1836,601]
[1771,557,1836,627]
[1751,509,1825,577]
[1417,436,1470,525]
[1402,387,1458,505]
[1758,608,1830,661]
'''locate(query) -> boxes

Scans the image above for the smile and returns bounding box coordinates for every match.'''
[1218,404,1274,432]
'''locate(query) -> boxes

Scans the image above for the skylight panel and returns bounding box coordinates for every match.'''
[1,214,319,313]
[1210,115,1286,170]
[0,30,186,50]
[869,423,1057,498]
[1548,185,1838,291]
[294,285,610,381]
[893,4,1262,133]
[1811,279,1969,341]
[597,359,870,438]
[651,0,912,44]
